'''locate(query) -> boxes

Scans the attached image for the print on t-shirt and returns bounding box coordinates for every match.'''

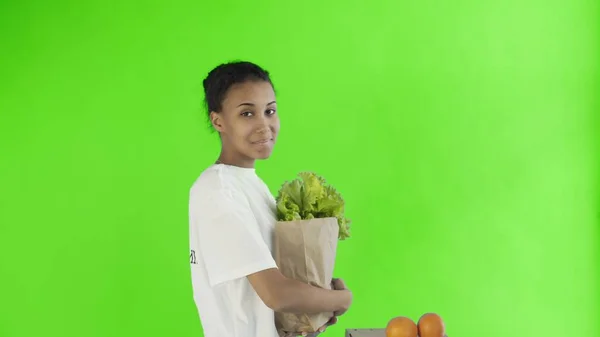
[190,249,197,264]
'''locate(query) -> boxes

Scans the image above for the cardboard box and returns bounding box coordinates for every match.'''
[345,329,386,337]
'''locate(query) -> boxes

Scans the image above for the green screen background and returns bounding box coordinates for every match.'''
[1,1,598,337]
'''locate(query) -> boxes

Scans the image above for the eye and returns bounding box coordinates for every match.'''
[266,109,277,115]
[241,111,254,117]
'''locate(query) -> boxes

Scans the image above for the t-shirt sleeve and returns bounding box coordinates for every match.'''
[190,186,277,287]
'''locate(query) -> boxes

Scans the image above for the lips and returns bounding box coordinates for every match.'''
[252,138,272,144]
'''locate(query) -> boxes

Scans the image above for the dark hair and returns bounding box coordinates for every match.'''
[202,61,275,123]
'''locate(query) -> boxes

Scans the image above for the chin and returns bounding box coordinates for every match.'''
[254,152,273,160]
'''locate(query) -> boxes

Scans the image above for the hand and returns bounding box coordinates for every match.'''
[331,278,347,291]
[279,279,348,337]
[331,278,352,317]
[280,316,338,337]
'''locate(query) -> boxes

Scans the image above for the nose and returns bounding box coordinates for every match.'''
[256,125,270,135]
[255,115,272,134]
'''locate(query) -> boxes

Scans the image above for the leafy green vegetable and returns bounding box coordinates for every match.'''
[276,171,351,240]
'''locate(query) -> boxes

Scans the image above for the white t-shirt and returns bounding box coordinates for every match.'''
[188,164,280,337]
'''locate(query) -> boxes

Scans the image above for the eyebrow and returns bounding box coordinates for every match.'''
[237,101,276,107]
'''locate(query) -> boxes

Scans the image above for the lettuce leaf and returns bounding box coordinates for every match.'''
[276,171,351,240]
[276,193,301,221]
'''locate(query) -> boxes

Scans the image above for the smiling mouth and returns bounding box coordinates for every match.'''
[252,139,272,144]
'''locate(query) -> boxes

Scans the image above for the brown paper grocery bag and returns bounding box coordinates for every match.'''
[273,217,340,334]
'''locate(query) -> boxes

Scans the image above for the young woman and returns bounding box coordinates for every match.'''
[188,61,353,337]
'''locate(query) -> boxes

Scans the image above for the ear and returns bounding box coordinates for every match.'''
[210,111,225,132]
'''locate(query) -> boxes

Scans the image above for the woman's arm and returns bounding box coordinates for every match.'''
[247,268,352,314]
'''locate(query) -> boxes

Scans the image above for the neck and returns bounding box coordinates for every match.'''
[216,151,255,169]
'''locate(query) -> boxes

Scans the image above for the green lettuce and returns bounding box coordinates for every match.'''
[276,171,351,240]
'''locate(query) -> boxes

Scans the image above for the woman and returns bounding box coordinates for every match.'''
[188,61,353,337]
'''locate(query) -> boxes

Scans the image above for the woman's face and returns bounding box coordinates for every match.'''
[210,80,280,167]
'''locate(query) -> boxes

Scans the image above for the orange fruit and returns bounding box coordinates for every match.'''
[385,316,418,337]
[417,313,445,337]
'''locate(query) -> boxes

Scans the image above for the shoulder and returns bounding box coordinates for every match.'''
[190,166,230,200]
[191,165,228,192]
[188,165,247,212]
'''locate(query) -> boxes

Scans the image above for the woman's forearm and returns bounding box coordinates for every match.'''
[273,277,352,314]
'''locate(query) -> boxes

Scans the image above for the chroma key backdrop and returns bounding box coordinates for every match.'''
[0,1,598,337]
